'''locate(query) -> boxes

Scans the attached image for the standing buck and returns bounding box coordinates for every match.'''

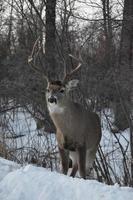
[45,61,102,179]
[28,48,101,179]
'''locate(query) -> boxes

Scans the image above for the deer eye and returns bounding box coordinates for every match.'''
[60,89,65,93]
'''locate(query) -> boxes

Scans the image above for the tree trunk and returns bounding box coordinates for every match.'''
[113,0,133,185]
[45,0,57,80]
[114,0,133,132]
[101,0,114,69]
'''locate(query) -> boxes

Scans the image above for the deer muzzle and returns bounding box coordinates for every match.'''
[48,96,57,104]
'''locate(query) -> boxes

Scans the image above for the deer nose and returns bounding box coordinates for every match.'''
[48,96,57,103]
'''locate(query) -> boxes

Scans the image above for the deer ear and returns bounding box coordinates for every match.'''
[66,79,79,90]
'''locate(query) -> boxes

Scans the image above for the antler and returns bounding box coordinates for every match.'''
[28,37,49,82]
[63,54,82,84]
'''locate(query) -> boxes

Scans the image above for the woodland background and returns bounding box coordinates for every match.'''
[0,0,133,186]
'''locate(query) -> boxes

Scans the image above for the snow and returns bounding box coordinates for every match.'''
[0,157,133,200]
[0,108,131,182]
[0,157,19,181]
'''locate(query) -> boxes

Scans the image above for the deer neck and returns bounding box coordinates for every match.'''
[47,99,69,132]
[47,97,69,115]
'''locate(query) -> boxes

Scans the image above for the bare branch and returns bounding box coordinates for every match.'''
[28,38,49,82]
[63,54,82,83]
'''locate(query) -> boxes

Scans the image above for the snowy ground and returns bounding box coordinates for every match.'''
[0,157,133,200]
[0,108,131,182]
[0,157,20,181]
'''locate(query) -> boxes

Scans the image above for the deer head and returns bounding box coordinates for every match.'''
[45,59,81,113]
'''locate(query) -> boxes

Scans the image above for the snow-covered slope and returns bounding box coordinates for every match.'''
[0,157,19,181]
[0,158,133,200]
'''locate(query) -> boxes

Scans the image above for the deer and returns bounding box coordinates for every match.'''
[45,59,102,179]
[28,43,101,179]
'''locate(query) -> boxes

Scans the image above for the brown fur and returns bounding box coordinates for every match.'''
[46,82,102,179]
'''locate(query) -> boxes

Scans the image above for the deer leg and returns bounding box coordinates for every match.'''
[59,147,69,175]
[69,151,78,177]
[86,149,96,179]
[77,146,86,179]
[70,163,78,177]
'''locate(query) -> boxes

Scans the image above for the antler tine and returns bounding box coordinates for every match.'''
[28,36,41,72]
[63,54,82,83]
[28,37,49,83]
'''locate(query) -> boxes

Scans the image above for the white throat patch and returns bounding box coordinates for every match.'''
[47,103,64,114]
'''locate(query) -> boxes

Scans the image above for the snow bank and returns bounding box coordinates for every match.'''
[0,162,133,200]
[0,157,19,181]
